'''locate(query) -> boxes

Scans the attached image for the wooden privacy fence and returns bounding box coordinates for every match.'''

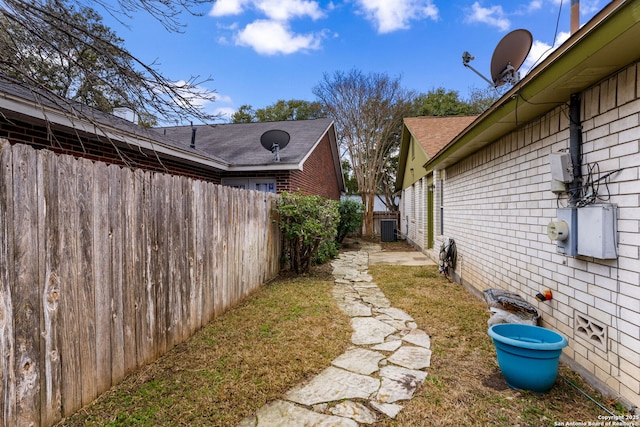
[0,140,281,426]
[365,211,400,237]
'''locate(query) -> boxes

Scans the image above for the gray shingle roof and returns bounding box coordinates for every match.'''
[158,118,334,167]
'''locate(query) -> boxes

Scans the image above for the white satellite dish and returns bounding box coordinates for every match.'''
[260,129,290,162]
[463,29,533,88]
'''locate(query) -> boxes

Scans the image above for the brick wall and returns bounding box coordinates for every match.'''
[0,114,222,183]
[432,62,640,408]
[288,133,342,200]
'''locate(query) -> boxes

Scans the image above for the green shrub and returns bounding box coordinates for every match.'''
[276,192,339,274]
[336,199,364,242]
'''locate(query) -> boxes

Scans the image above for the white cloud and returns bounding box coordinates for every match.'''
[522,31,570,74]
[549,0,601,15]
[527,0,543,12]
[464,2,510,31]
[209,0,249,17]
[255,0,325,21]
[210,0,324,20]
[235,20,322,55]
[354,0,439,34]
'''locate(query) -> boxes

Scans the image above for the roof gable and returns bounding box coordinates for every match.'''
[404,116,478,158]
[395,115,478,191]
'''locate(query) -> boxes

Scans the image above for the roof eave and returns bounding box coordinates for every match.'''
[1,91,231,171]
[424,0,639,172]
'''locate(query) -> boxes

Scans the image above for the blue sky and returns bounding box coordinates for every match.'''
[100,0,605,122]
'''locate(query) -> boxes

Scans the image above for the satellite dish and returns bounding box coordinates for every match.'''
[490,29,532,87]
[462,28,532,88]
[260,129,290,162]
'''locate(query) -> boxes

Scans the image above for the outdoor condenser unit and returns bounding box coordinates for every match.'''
[380,219,397,242]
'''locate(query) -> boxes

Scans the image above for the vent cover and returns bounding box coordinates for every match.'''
[575,313,607,351]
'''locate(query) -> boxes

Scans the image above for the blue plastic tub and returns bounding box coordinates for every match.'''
[488,323,568,393]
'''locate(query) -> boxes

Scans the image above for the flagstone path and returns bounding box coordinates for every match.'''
[238,245,432,426]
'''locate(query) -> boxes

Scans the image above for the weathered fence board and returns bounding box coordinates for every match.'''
[12,143,41,425]
[0,140,16,427]
[108,165,125,387]
[40,149,62,425]
[0,140,281,426]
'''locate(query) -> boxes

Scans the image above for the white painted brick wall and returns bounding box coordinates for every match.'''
[433,62,640,408]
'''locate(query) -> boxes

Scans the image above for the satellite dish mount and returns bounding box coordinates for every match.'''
[462,29,533,88]
[260,129,290,162]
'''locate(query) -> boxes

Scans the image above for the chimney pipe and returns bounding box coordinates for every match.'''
[571,0,579,34]
[190,123,197,149]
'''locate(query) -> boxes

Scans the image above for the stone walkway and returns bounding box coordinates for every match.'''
[239,246,432,426]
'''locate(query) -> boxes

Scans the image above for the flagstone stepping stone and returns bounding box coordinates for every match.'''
[331,348,385,375]
[376,365,428,403]
[356,288,390,308]
[369,401,403,419]
[371,340,403,352]
[328,400,378,424]
[284,366,380,406]
[241,400,358,427]
[375,307,414,321]
[351,317,397,345]
[388,346,432,370]
[401,329,431,348]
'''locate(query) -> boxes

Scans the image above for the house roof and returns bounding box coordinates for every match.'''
[0,75,344,191]
[0,74,230,169]
[424,0,640,172]
[158,118,338,172]
[404,116,478,158]
[395,115,478,191]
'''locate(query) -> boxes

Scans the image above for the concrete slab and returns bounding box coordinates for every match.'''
[368,251,435,266]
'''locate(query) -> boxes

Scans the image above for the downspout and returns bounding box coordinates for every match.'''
[569,93,582,206]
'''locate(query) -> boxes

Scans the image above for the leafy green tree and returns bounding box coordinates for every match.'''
[230,105,256,123]
[341,160,359,195]
[0,0,218,124]
[411,87,499,117]
[336,199,364,243]
[276,192,339,274]
[231,99,325,123]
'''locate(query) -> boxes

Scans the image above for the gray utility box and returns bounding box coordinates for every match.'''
[555,207,578,256]
[577,204,617,259]
[380,219,397,242]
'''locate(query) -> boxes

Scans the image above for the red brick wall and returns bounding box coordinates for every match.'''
[0,114,222,183]
[288,134,342,200]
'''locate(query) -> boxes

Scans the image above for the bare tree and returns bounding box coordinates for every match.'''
[0,0,218,125]
[313,69,414,236]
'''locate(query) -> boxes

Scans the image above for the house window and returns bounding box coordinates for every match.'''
[221,178,277,193]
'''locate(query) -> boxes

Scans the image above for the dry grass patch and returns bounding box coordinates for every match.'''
[55,270,350,427]
[372,265,628,427]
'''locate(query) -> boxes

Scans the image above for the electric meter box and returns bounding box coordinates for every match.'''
[577,204,617,259]
[555,208,577,256]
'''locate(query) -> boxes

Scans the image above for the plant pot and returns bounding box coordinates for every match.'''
[488,323,568,393]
